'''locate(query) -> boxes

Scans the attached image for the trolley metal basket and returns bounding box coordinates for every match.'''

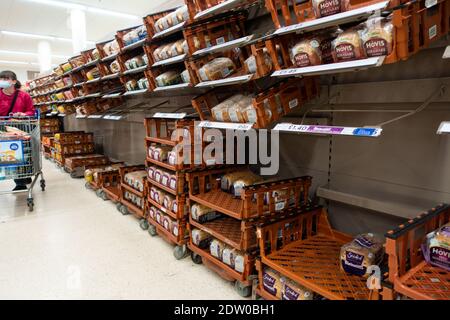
[0,115,45,211]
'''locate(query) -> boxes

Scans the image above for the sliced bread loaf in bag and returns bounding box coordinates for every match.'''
[281,278,314,300]
[210,239,226,260]
[422,222,450,271]
[192,229,212,249]
[163,194,175,210]
[191,204,221,223]
[231,172,264,197]
[262,268,283,299]
[340,233,384,277]
[198,57,236,81]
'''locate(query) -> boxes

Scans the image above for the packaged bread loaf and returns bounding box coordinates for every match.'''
[361,16,393,57]
[222,247,238,268]
[211,94,244,122]
[312,0,349,18]
[191,204,221,223]
[155,71,182,87]
[168,151,179,166]
[245,49,273,74]
[191,229,212,249]
[163,194,175,210]
[160,171,171,186]
[234,253,245,273]
[281,278,314,300]
[125,56,145,70]
[163,215,173,231]
[126,79,138,91]
[149,206,157,220]
[181,69,191,84]
[175,5,188,24]
[170,39,186,57]
[61,62,72,73]
[340,233,384,277]
[156,210,163,225]
[86,67,100,80]
[221,170,259,193]
[169,174,178,191]
[153,146,172,161]
[228,95,254,123]
[199,57,236,81]
[210,240,226,260]
[104,40,120,57]
[153,46,165,62]
[231,172,264,197]
[137,78,149,90]
[263,268,283,299]
[92,49,101,60]
[290,37,323,67]
[332,28,365,62]
[153,168,162,183]
[142,54,149,66]
[422,222,450,271]
[148,144,157,159]
[109,60,121,73]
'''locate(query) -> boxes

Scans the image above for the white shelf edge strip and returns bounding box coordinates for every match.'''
[123,65,148,75]
[153,22,186,39]
[102,54,118,62]
[274,1,390,36]
[102,93,122,98]
[272,57,385,77]
[123,89,148,96]
[273,123,382,137]
[198,121,253,131]
[103,115,123,120]
[437,121,450,134]
[192,35,254,57]
[102,73,120,80]
[122,39,146,51]
[88,115,103,119]
[195,74,253,87]
[443,45,450,59]
[152,54,186,67]
[194,0,247,20]
[153,83,190,91]
[152,112,187,119]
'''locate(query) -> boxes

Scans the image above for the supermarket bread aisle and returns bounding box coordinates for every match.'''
[0,159,240,300]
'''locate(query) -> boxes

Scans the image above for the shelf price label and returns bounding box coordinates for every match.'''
[153,113,187,119]
[273,123,382,137]
[198,121,253,131]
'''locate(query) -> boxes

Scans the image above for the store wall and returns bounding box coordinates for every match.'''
[0,65,38,83]
[64,42,450,237]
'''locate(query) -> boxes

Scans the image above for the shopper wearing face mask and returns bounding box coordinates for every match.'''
[0,70,35,118]
[0,70,36,191]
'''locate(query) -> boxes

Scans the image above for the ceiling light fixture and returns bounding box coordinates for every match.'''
[0,49,69,59]
[1,30,96,45]
[23,0,140,20]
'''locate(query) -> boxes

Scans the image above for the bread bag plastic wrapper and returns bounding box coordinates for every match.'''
[125,56,145,70]
[198,57,236,81]
[174,5,189,24]
[142,54,149,66]
[153,168,163,183]
[340,233,384,276]
[126,79,138,91]
[169,174,178,191]
[312,0,349,18]
[104,40,120,57]
[281,278,314,300]
[222,248,240,268]
[290,37,323,67]
[211,94,245,122]
[191,203,222,223]
[161,171,171,186]
[163,194,175,210]
[181,69,191,84]
[192,229,212,248]
[245,49,273,74]
[125,171,147,192]
[361,16,393,57]
[109,60,121,73]
[263,268,283,298]
[86,67,100,80]
[332,28,365,62]
[92,49,101,60]
[155,71,182,87]
[148,206,157,220]
[153,146,172,161]
[234,253,245,273]
[231,173,264,197]
[221,170,256,192]
[171,39,186,57]
[422,222,450,271]
[210,239,226,260]
[163,215,174,231]
[137,78,149,90]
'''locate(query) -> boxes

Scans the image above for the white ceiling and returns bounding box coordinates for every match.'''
[0,0,183,72]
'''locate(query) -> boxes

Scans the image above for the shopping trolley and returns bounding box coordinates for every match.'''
[0,115,45,211]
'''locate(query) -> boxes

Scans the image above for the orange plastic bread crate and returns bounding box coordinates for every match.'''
[256,206,375,300]
[384,204,450,300]
[119,165,148,219]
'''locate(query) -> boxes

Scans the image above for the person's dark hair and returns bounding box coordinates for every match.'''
[0,70,21,89]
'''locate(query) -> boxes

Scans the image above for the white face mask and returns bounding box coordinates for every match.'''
[0,80,13,89]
